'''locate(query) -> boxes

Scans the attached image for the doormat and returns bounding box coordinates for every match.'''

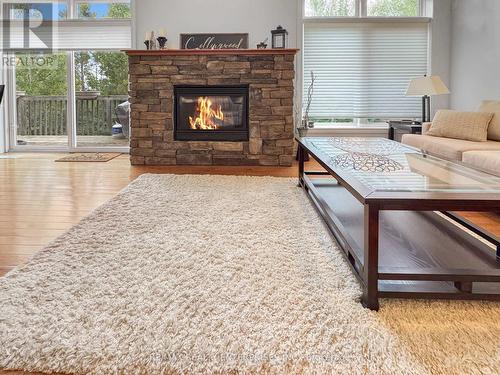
[55,153,122,162]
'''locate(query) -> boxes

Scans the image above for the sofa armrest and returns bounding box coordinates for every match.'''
[422,122,432,135]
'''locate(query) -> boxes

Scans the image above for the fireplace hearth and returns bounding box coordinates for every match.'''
[175,86,249,141]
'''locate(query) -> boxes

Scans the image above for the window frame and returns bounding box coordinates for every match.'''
[298,0,432,127]
[0,0,131,20]
[303,0,426,19]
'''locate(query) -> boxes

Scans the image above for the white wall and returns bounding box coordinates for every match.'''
[449,0,500,110]
[134,0,298,49]
[429,0,452,115]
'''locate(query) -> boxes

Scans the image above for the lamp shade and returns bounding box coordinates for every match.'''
[406,75,450,97]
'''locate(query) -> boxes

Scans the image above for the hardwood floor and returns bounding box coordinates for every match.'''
[0,152,499,278]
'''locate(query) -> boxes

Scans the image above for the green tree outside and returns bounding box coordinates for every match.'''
[307,0,355,16]
[15,54,67,96]
[306,0,419,17]
[368,0,419,16]
[107,3,131,19]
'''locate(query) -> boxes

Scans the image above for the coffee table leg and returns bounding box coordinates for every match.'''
[362,203,380,311]
[298,144,305,188]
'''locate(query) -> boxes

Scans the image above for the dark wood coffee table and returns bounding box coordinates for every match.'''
[297,137,500,310]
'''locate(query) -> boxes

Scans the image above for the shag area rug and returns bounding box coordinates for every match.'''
[0,174,498,375]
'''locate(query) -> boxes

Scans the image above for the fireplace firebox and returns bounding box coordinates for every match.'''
[174,85,249,141]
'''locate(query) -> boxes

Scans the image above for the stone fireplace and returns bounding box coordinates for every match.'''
[126,49,298,166]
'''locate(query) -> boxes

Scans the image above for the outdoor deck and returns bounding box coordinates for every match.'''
[18,135,129,148]
[16,94,129,148]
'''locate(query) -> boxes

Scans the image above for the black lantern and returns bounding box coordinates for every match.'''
[271,25,288,49]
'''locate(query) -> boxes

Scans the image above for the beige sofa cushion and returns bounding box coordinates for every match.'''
[478,100,500,141]
[426,110,493,142]
[402,134,500,161]
[421,122,432,134]
[462,151,500,176]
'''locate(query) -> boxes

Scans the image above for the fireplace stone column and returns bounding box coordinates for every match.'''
[125,49,298,166]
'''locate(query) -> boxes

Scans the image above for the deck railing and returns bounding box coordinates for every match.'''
[17,95,128,136]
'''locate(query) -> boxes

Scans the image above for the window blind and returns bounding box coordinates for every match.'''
[303,22,428,119]
[3,19,132,50]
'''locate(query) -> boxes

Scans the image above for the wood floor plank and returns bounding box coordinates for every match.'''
[0,244,52,253]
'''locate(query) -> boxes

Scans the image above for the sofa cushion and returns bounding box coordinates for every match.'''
[478,100,500,141]
[402,134,500,161]
[462,151,500,176]
[421,122,432,134]
[426,110,493,142]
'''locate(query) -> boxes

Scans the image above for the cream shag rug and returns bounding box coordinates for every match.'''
[0,174,499,375]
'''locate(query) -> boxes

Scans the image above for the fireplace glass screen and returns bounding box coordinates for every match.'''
[175,85,249,141]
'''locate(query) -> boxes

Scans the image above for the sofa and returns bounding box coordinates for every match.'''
[402,101,500,176]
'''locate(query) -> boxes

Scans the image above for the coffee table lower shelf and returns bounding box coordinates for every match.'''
[301,175,500,309]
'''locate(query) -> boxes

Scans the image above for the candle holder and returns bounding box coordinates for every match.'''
[144,40,151,50]
[257,37,268,49]
[157,37,167,50]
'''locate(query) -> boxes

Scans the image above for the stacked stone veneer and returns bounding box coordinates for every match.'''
[127,50,297,166]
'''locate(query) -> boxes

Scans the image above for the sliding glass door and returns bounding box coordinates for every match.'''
[4,0,132,152]
[74,51,129,148]
[14,52,69,147]
[11,51,129,150]
[72,1,131,148]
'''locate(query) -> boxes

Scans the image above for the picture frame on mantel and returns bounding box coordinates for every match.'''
[180,33,248,50]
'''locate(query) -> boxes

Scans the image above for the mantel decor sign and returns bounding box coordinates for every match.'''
[180,33,248,50]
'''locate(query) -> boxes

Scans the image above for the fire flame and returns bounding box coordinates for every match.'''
[189,97,224,130]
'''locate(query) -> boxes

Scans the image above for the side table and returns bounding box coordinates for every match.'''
[388,121,422,142]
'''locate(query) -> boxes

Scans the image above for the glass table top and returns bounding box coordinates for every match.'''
[301,137,500,194]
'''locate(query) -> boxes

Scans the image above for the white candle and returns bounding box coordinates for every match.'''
[145,32,151,41]
[159,28,166,37]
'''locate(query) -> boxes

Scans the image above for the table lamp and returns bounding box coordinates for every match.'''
[406,75,450,123]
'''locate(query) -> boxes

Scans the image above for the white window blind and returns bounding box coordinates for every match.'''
[303,22,428,119]
[4,19,132,50]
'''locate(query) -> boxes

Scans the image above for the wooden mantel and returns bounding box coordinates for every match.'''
[123,48,299,56]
